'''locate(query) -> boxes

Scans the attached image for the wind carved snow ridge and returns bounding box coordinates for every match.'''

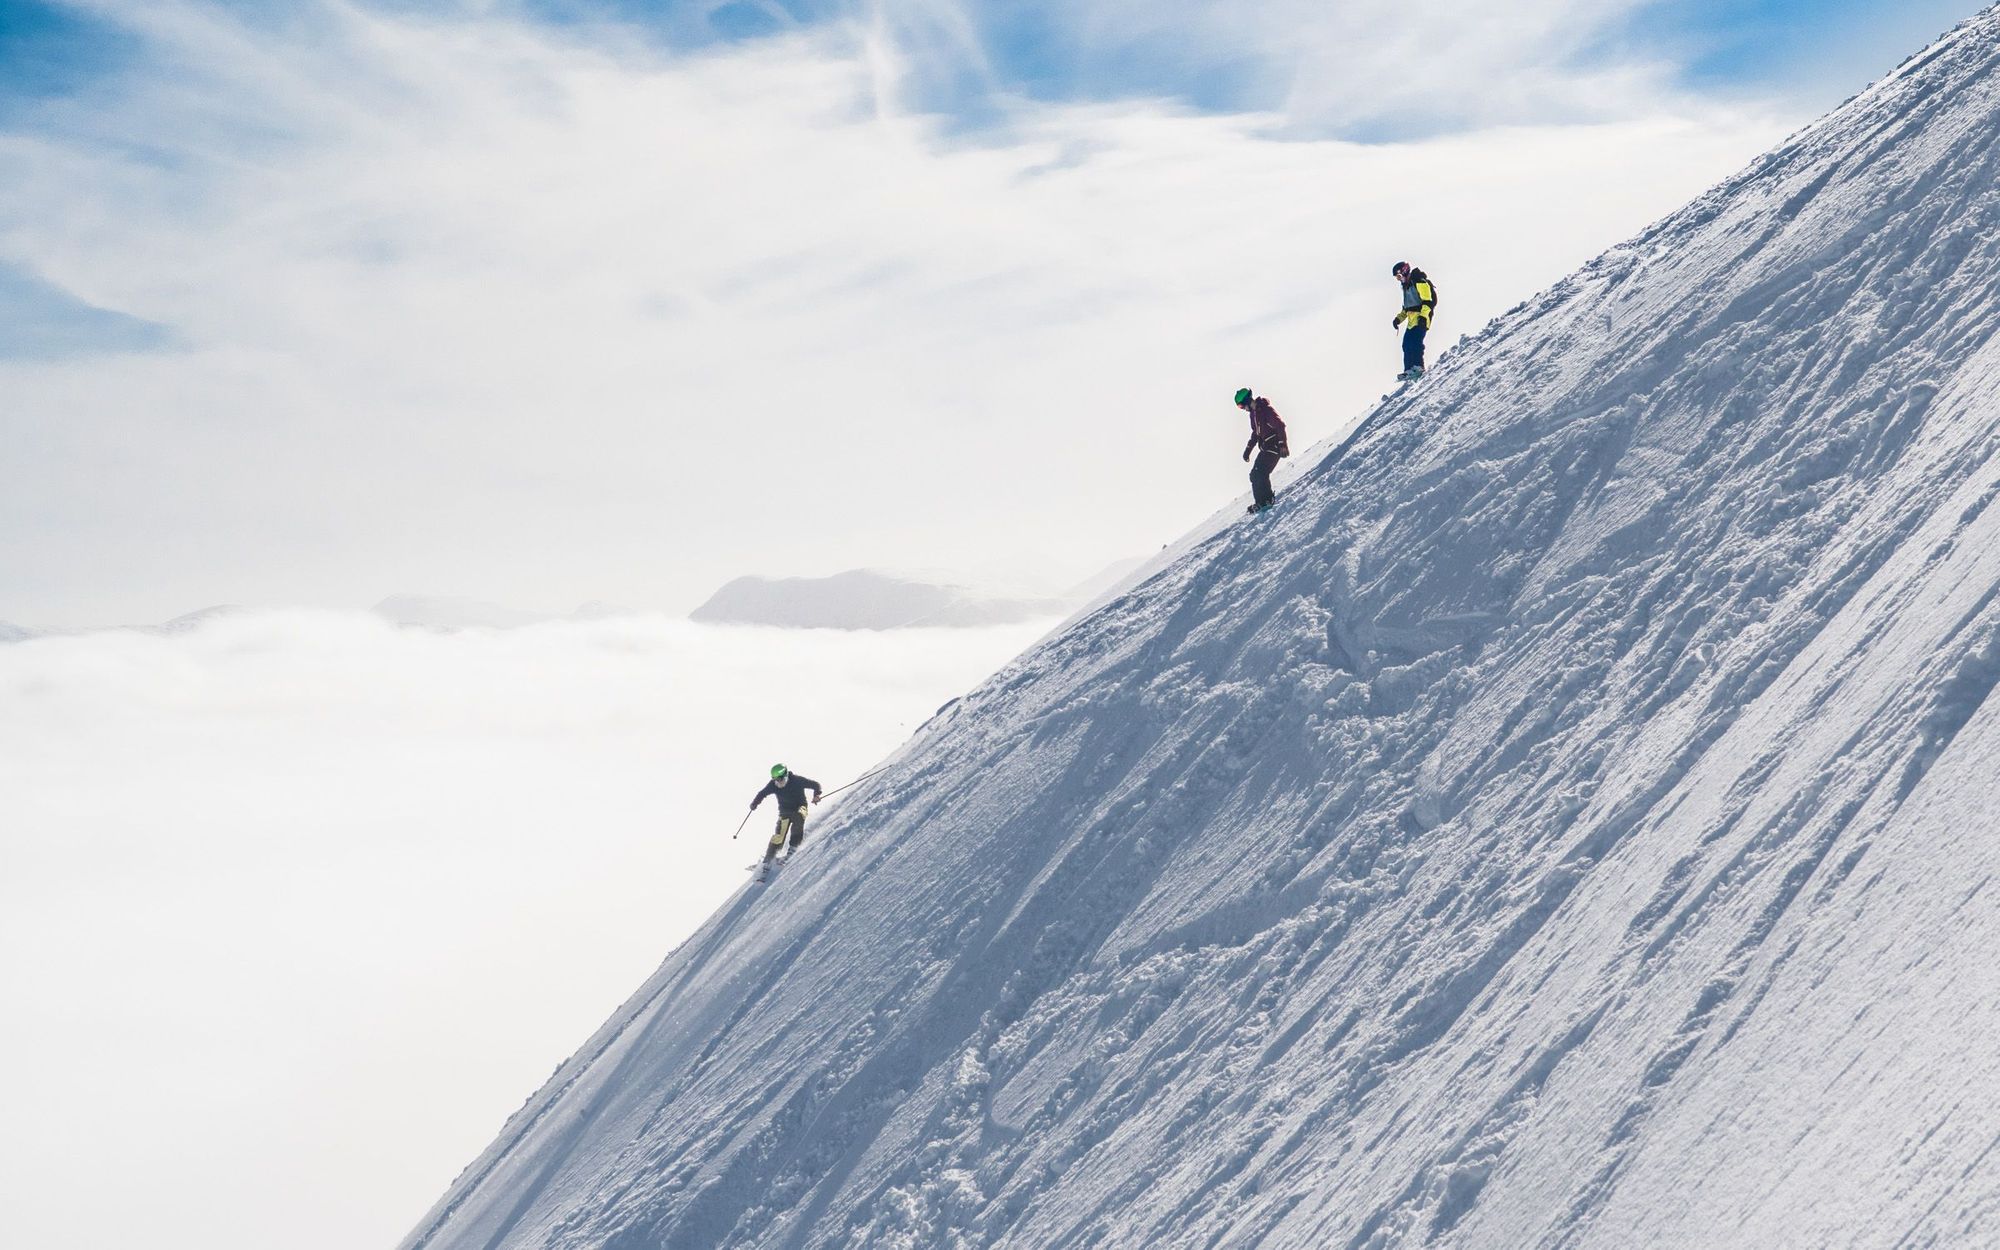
[402,9,2000,1248]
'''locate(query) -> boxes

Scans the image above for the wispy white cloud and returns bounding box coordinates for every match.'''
[0,257,176,356]
[755,0,1705,133]
[0,1,1794,627]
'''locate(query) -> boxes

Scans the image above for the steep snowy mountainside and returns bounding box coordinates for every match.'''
[404,11,2000,1250]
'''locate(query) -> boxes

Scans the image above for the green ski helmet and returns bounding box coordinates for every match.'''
[1233,387,1253,406]
[770,763,789,780]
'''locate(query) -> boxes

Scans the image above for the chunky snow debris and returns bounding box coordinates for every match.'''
[404,11,2000,1248]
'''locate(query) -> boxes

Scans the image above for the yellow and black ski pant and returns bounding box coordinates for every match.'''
[766,805,808,859]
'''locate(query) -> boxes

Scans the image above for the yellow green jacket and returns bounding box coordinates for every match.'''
[1395,271,1436,329]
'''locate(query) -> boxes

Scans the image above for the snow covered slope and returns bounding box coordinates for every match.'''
[403,12,2000,1248]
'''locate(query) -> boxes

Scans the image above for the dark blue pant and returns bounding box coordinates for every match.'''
[1249,450,1279,508]
[1402,323,1428,371]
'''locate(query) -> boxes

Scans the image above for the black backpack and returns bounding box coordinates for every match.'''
[1412,267,1438,309]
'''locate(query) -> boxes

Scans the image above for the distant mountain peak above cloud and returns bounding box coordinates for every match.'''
[146,605,246,634]
[0,605,247,642]
[688,568,1071,630]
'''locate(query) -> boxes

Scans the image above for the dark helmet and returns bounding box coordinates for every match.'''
[1391,260,1411,278]
[1233,387,1253,406]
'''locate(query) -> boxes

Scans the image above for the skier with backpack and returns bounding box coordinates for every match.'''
[1391,261,1436,381]
[749,763,822,876]
[1233,387,1289,514]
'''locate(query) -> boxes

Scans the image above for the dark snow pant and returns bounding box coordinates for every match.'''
[1402,323,1429,372]
[767,806,807,860]
[1250,450,1280,508]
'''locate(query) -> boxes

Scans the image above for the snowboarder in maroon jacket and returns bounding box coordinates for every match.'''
[1234,387,1289,513]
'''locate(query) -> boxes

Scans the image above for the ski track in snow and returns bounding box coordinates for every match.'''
[403,11,2000,1249]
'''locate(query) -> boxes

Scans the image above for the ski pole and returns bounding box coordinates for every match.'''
[729,810,752,840]
[819,764,892,801]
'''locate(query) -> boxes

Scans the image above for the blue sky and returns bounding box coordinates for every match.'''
[508,0,1987,108]
[0,2,125,124]
[1631,0,1981,90]
[2,0,1984,125]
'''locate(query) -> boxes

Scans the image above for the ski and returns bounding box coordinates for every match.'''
[749,857,794,883]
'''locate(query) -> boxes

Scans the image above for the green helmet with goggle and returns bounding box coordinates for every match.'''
[1233,387,1252,406]
[770,764,789,780]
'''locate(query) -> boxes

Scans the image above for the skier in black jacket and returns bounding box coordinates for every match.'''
[750,764,822,865]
